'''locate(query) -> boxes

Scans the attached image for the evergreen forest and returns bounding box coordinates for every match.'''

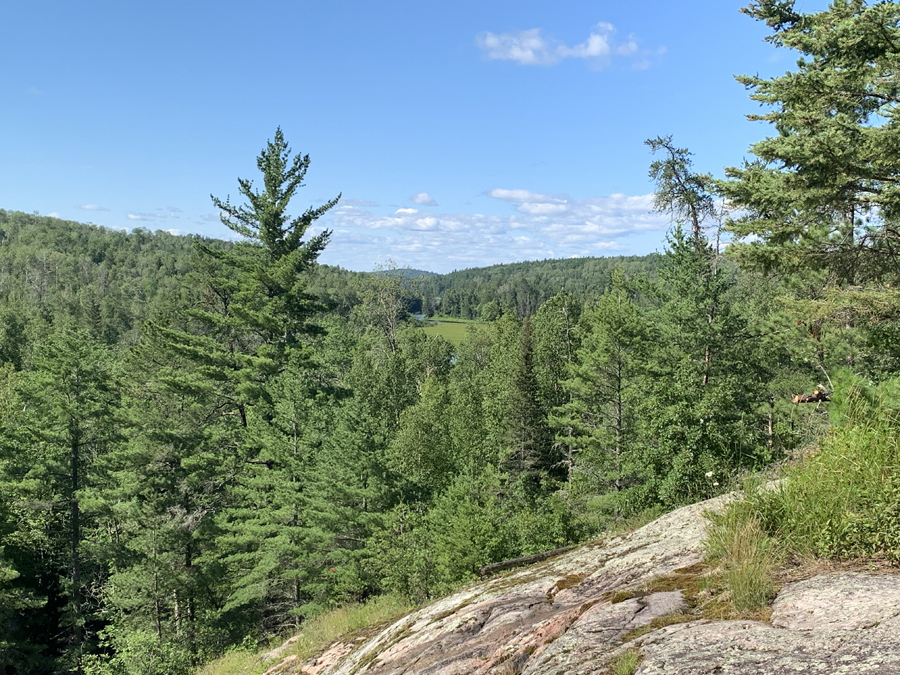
[4,2,900,673]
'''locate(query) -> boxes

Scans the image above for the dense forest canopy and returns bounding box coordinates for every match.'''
[3,2,900,674]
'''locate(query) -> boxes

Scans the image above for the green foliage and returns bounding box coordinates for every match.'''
[642,228,768,507]
[723,0,900,282]
[611,647,642,675]
[1,325,124,672]
[646,135,716,238]
[751,375,900,559]
[705,506,777,613]
[422,254,660,319]
[551,280,650,525]
[0,201,806,672]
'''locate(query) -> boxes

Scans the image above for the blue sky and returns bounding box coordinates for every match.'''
[2,0,827,273]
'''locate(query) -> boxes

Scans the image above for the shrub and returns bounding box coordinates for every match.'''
[754,375,900,560]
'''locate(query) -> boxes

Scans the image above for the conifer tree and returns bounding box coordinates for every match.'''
[551,280,650,516]
[722,0,900,281]
[532,292,582,413]
[106,129,340,658]
[3,326,122,674]
[646,136,716,240]
[152,127,339,410]
[644,229,766,505]
[504,317,555,485]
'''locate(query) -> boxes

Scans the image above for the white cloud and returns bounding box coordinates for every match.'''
[318,187,669,272]
[127,212,162,221]
[517,202,569,215]
[47,212,60,218]
[477,28,555,66]
[334,205,371,216]
[127,207,185,222]
[165,228,184,236]
[413,216,439,230]
[616,40,638,56]
[410,192,438,206]
[477,22,659,68]
[557,32,610,59]
[80,204,109,211]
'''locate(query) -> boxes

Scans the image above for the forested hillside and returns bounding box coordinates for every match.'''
[0,210,214,348]
[416,255,660,319]
[3,3,900,675]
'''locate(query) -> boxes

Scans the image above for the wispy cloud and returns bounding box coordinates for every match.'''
[476,22,659,69]
[80,204,109,212]
[486,188,565,203]
[409,192,438,207]
[340,197,380,208]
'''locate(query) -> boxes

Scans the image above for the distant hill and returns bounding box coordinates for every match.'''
[0,209,228,344]
[418,254,660,318]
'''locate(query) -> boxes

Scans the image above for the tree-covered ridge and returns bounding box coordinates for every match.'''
[0,175,837,675]
[419,254,660,319]
[0,209,226,347]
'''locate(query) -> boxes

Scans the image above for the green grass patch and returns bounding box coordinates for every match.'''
[610,647,642,675]
[705,508,777,613]
[197,594,415,675]
[698,375,900,619]
[421,317,484,345]
[748,376,900,560]
[196,649,265,675]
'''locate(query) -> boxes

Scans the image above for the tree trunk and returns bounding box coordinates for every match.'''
[70,421,83,675]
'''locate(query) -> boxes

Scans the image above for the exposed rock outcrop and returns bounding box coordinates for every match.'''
[629,572,900,673]
[261,493,900,675]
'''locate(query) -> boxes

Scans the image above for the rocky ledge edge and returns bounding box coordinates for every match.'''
[260,492,900,675]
